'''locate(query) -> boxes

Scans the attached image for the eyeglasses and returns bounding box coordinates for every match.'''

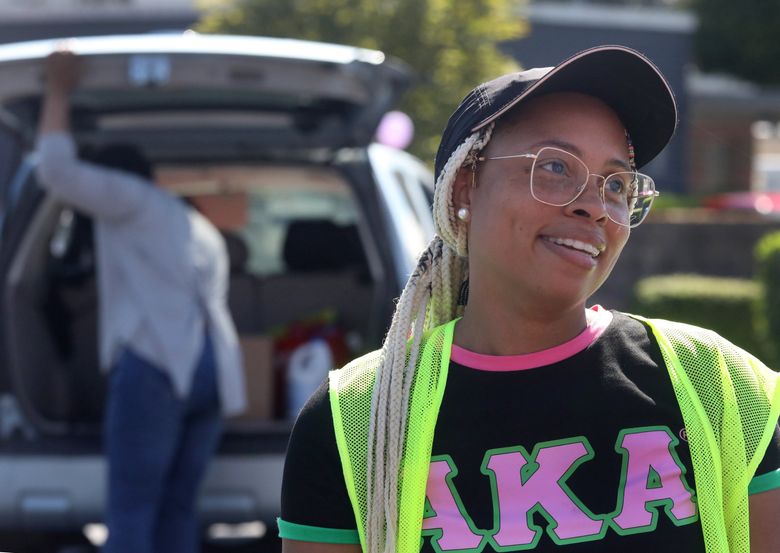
[477,146,659,228]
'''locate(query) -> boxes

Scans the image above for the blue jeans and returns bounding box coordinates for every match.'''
[102,335,222,553]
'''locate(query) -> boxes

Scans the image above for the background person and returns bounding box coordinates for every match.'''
[36,47,247,553]
[279,45,780,553]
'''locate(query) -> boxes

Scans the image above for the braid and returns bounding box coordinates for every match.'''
[366,242,434,552]
[434,125,494,257]
[626,130,637,171]
[365,125,494,552]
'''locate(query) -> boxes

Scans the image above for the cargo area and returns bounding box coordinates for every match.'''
[3,162,385,435]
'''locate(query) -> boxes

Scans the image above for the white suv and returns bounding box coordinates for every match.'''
[0,33,434,552]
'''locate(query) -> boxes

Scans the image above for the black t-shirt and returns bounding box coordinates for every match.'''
[281,311,780,551]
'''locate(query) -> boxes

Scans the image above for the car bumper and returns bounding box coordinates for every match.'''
[0,453,284,531]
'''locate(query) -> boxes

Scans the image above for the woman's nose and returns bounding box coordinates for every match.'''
[565,174,609,222]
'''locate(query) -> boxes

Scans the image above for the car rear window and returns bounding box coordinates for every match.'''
[157,164,363,277]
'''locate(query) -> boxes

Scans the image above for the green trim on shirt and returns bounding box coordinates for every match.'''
[277,518,360,543]
[749,468,780,495]
[277,470,780,544]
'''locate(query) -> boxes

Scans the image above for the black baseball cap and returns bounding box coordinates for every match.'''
[433,45,678,183]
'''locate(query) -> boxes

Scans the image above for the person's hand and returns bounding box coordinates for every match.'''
[44,44,81,95]
[38,43,80,135]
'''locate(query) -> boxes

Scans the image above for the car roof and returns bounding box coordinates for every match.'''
[0,33,411,154]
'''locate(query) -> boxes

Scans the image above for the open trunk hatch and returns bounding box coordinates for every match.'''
[0,33,411,153]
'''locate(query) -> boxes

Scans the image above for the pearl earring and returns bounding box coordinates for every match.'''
[457,207,470,221]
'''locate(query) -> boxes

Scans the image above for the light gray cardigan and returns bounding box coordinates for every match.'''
[36,133,247,416]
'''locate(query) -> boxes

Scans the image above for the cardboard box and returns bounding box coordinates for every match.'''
[235,334,274,421]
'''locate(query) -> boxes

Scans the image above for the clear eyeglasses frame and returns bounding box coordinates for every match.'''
[476,146,659,228]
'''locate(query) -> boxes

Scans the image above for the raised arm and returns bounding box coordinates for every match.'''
[36,47,149,221]
[37,46,79,136]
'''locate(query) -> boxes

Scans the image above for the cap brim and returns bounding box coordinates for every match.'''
[470,45,678,169]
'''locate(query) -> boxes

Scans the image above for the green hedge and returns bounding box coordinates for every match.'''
[755,231,780,369]
[631,274,765,358]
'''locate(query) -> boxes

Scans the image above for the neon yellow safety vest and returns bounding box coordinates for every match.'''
[329,316,780,553]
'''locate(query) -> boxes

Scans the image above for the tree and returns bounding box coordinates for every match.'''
[692,0,780,85]
[197,0,527,163]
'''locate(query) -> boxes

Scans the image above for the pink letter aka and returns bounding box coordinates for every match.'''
[612,429,696,530]
[486,441,603,546]
[423,459,484,550]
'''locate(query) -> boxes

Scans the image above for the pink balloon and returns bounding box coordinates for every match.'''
[376,111,414,150]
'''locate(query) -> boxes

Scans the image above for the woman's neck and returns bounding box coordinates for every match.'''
[453,289,589,356]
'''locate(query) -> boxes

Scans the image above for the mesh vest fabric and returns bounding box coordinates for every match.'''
[636,316,780,553]
[329,317,780,553]
[329,320,455,552]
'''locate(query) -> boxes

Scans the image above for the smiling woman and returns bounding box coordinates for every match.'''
[279,46,780,553]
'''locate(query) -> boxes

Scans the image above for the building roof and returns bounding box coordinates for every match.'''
[525,2,697,33]
[688,71,780,118]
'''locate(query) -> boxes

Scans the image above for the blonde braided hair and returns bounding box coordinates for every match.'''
[365,124,494,553]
